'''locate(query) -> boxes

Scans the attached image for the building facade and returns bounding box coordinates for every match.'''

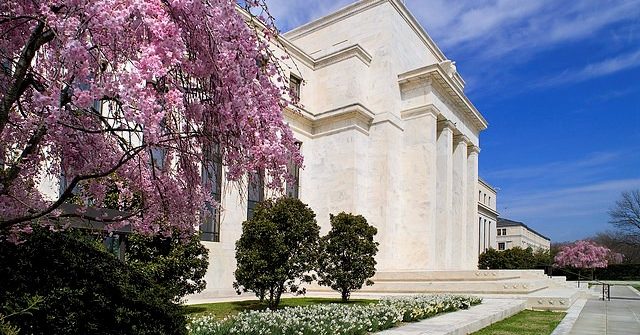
[196,0,488,297]
[35,0,491,298]
[496,218,551,251]
[477,178,498,254]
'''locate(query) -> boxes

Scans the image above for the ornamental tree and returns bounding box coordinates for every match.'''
[233,197,320,310]
[317,212,378,302]
[554,240,611,275]
[0,0,301,239]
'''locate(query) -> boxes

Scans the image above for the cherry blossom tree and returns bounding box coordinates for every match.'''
[0,0,302,240]
[554,240,612,280]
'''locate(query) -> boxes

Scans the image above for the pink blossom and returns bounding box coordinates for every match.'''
[554,240,612,269]
[0,0,301,238]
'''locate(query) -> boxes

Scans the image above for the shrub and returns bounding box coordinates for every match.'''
[478,247,542,269]
[234,197,320,310]
[126,231,209,302]
[0,228,187,335]
[317,212,379,301]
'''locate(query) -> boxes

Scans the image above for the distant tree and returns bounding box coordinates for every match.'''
[317,212,379,302]
[590,231,640,263]
[554,240,612,279]
[609,190,640,238]
[126,231,209,302]
[233,198,320,310]
[478,248,504,269]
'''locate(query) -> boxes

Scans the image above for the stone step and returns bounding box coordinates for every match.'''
[373,270,521,282]
[307,278,550,294]
[376,298,527,335]
[526,287,582,311]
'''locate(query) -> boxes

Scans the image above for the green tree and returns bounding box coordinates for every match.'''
[233,197,320,310]
[317,212,379,301]
[0,228,187,335]
[126,231,209,302]
[478,248,504,269]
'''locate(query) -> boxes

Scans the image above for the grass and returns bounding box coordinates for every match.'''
[471,310,565,335]
[183,297,377,320]
[633,285,640,291]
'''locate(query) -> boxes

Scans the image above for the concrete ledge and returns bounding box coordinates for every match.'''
[377,298,526,335]
[549,299,587,335]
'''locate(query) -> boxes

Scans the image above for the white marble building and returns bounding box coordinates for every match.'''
[197,0,489,297]
[478,178,498,254]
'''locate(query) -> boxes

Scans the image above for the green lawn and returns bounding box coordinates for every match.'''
[471,310,565,335]
[183,297,377,320]
[633,285,640,291]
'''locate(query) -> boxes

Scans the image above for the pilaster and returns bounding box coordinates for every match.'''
[436,120,454,269]
[397,108,438,270]
[452,135,469,269]
[466,145,480,269]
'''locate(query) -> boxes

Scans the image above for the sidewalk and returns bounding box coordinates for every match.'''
[568,285,640,335]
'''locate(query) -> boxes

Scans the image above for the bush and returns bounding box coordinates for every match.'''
[0,228,187,335]
[317,212,379,301]
[478,247,547,269]
[126,231,209,302]
[234,197,320,310]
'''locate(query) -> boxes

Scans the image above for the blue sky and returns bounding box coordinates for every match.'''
[266,0,640,242]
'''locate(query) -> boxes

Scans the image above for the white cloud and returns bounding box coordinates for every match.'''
[535,49,640,87]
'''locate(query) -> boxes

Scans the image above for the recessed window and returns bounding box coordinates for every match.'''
[502,228,507,235]
[201,144,222,242]
[289,74,301,101]
[497,229,502,236]
[247,170,264,220]
[285,142,302,199]
[498,242,505,251]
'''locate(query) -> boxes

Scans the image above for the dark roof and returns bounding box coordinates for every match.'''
[497,217,550,241]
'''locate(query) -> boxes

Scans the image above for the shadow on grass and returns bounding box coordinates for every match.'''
[183,297,377,319]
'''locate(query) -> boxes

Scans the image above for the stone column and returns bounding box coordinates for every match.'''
[436,120,454,269]
[466,145,480,269]
[452,135,469,269]
[399,108,438,270]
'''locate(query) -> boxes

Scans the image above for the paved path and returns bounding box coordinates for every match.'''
[568,286,640,335]
[377,298,526,335]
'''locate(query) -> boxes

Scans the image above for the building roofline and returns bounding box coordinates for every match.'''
[497,218,551,241]
[283,0,448,63]
[478,177,497,193]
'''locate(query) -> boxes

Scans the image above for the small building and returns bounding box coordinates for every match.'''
[496,218,550,251]
[477,178,498,253]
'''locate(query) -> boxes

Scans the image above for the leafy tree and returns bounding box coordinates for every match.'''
[478,248,504,269]
[554,240,612,279]
[0,228,187,334]
[317,212,379,302]
[0,0,301,239]
[234,197,320,310]
[609,190,640,238]
[126,231,209,302]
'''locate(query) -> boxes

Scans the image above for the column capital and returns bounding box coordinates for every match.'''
[453,134,470,146]
[437,120,456,132]
[467,145,481,154]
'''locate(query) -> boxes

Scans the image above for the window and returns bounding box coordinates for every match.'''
[201,144,222,242]
[483,194,487,204]
[289,74,301,101]
[497,229,502,236]
[247,170,264,219]
[479,190,482,201]
[285,142,302,198]
[498,242,505,250]
[502,228,507,235]
[488,196,492,206]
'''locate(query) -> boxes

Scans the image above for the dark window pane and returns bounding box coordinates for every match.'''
[247,170,264,219]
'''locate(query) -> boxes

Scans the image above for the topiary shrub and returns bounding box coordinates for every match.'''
[0,228,187,335]
[317,212,379,301]
[233,197,320,310]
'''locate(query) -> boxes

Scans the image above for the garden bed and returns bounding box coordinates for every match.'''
[187,295,482,335]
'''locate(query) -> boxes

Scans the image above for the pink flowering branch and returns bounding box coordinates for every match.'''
[0,0,302,238]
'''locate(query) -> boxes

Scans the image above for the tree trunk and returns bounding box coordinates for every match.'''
[341,289,349,302]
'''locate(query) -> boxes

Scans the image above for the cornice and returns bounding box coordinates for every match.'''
[284,103,375,138]
[314,44,372,69]
[398,64,488,131]
[283,0,446,63]
[437,119,456,131]
[453,134,471,145]
[468,145,481,154]
[400,105,439,121]
[478,202,499,216]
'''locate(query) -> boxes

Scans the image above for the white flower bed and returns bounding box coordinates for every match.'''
[188,294,482,335]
